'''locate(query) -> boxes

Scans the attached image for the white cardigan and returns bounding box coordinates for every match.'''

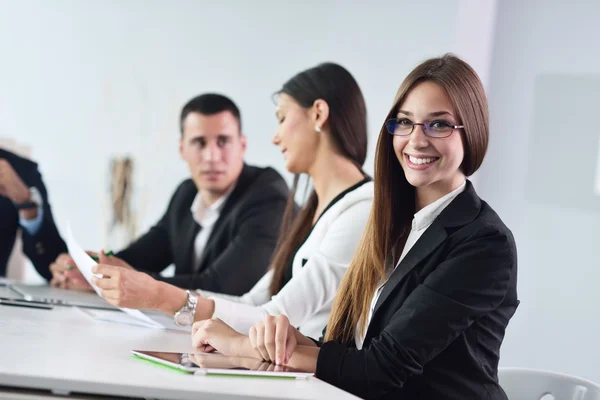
[197,180,374,338]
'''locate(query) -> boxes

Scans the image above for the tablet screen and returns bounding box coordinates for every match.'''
[131,350,313,379]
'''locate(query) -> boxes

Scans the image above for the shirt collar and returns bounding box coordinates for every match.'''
[412,181,467,231]
[190,187,233,227]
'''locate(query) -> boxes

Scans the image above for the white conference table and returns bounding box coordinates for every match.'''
[0,286,359,400]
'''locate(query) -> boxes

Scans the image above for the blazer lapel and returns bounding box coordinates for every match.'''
[183,218,201,273]
[370,180,482,320]
[372,221,447,315]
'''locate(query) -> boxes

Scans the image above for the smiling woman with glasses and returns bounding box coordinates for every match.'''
[191,54,519,400]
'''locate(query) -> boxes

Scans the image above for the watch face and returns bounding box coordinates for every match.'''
[175,311,193,326]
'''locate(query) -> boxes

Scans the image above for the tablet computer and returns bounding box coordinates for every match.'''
[131,350,313,380]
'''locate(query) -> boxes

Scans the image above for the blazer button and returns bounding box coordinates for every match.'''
[36,242,45,255]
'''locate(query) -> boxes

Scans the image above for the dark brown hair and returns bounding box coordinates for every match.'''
[179,93,241,134]
[325,54,489,342]
[269,62,368,296]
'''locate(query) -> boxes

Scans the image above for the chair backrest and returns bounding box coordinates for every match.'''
[499,367,600,400]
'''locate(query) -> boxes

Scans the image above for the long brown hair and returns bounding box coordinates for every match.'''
[269,62,368,296]
[325,54,489,342]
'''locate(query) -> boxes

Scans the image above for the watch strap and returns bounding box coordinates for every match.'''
[174,290,198,326]
[14,200,38,210]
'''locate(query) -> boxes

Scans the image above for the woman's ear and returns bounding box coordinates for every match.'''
[312,99,330,132]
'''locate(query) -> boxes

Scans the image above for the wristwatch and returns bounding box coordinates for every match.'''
[14,187,42,211]
[174,290,198,326]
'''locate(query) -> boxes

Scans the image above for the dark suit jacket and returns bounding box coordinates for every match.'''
[0,148,67,280]
[116,163,289,295]
[316,181,519,400]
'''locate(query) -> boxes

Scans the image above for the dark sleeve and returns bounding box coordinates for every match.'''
[161,180,288,294]
[315,225,517,399]
[21,166,67,281]
[115,188,181,274]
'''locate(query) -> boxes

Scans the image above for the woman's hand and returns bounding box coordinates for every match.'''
[249,315,298,365]
[191,318,253,357]
[92,251,159,309]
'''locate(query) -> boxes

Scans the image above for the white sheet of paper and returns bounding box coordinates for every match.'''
[66,223,164,329]
[77,308,159,329]
[78,308,191,332]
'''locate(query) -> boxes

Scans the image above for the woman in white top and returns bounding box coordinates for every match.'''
[198,177,372,338]
[162,62,374,338]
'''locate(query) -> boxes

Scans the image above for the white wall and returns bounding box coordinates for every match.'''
[481,0,600,383]
[0,0,459,251]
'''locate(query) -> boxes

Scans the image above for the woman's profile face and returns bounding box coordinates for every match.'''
[272,93,319,174]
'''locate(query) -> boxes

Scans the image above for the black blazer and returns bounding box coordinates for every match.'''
[316,181,519,400]
[116,164,289,295]
[0,148,67,280]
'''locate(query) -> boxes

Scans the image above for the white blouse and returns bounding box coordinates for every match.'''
[355,181,466,349]
[198,180,374,338]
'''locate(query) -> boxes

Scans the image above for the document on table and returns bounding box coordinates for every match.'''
[66,223,182,330]
[77,308,191,332]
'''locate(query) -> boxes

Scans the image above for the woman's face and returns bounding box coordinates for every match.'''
[272,93,320,174]
[392,81,466,197]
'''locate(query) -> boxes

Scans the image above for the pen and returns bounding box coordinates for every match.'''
[67,250,114,270]
[91,250,115,261]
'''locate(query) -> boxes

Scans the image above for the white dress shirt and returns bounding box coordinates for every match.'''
[190,190,231,268]
[355,181,466,349]
[198,180,374,338]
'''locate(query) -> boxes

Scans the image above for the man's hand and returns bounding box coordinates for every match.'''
[0,158,38,219]
[50,251,132,291]
[99,252,134,270]
[49,253,93,291]
[92,252,158,309]
[0,159,30,204]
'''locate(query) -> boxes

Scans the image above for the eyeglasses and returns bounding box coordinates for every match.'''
[385,118,464,139]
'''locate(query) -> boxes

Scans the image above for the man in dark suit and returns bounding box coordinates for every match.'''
[51,93,289,299]
[0,148,67,279]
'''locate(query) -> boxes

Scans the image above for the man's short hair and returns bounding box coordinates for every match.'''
[179,93,242,134]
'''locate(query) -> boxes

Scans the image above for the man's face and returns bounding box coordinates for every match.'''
[179,111,246,197]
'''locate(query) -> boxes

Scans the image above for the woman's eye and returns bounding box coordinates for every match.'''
[429,121,452,129]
